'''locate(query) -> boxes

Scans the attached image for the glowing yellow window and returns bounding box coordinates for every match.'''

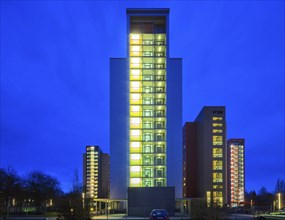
[130,69,141,80]
[130,94,141,104]
[213,173,223,182]
[130,58,141,68]
[213,123,223,127]
[131,57,140,63]
[130,178,142,187]
[130,46,142,56]
[130,142,141,153]
[213,160,223,170]
[213,117,223,121]
[130,130,141,140]
[130,154,142,165]
[213,136,223,145]
[130,34,142,45]
[130,105,141,116]
[213,191,223,196]
[131,34,140,40]
[206,191,211,207]
[213,129,222,133]
[130,81,142,92]
[130,166,141,177]
[213,191,223,206]
[213,185,223,189]
[131,46,141,51]
[130,117,142,128]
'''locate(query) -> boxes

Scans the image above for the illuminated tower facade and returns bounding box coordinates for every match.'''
[227,139,245,207]
[110,9,182,199]
[83,146,110,199]
[129,16,167,188]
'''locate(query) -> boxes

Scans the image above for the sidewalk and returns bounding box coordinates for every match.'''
[0,217,65,220]
[92,214,191,219]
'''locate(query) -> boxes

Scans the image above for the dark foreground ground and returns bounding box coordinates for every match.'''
[1,213,285,220]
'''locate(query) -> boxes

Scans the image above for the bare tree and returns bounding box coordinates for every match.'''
[72,169,81,193]
[57,169,90,220]
[0,168,22,219]
[24,170,62,213]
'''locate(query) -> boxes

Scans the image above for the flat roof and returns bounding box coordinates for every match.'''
[127,8,169,15]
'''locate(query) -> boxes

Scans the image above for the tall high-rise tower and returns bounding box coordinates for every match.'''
[83,146,110,199]
[227,139,245,207]
[110,9,182,199]
[195,106,227,206]
[183,106,227,207]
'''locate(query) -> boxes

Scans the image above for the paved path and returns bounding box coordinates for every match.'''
[259,214,285,219]
[228,214,254,219]
[92,214,190,219]
[0,218,57,220]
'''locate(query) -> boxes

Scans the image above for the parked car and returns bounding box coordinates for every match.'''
[149,209,170,220]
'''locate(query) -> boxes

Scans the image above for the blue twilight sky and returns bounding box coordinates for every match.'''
[1,0,284,193]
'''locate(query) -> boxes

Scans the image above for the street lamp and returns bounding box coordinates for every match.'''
[277,193,282,210]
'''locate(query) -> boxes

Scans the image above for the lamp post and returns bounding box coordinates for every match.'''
[277,193,282,211]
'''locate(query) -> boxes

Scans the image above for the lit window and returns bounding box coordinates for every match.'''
[131,94,141,104]
[213,129,223,133]
[131,154,141,160]
[130,166,141,172]
[131,46,141,52]
[131,57,141,64]
[131,130,140,136]
[131,34,140,40]
[213,191,223,206]
[130,178,141,185]
[131,69,140,76]
[130,82,141,92]
[213,148,223,158]
[213,117,223,121]
[130,57,141,68]
[213,123,223,127]
[131,81,140,88]
[130,105,141,116]
[130,70,141,80]
[213,173,223,182]
[206,191,211,207]
[130,130,141,140]
[131,142,141,148]
[213,136,223,145]
[131,94,140,100]
[130,117,141,128]
[130,153,142,166]
[213,160,223,170]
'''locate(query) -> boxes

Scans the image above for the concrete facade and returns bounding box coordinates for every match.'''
[183,107,227,206]
[182,122,198,198]
[110,58,129,199]
[195,106,227,206]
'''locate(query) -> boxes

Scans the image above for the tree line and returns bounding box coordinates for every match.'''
[245,178,285,211]
[0,167,90,220]
[1,167,284,218]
